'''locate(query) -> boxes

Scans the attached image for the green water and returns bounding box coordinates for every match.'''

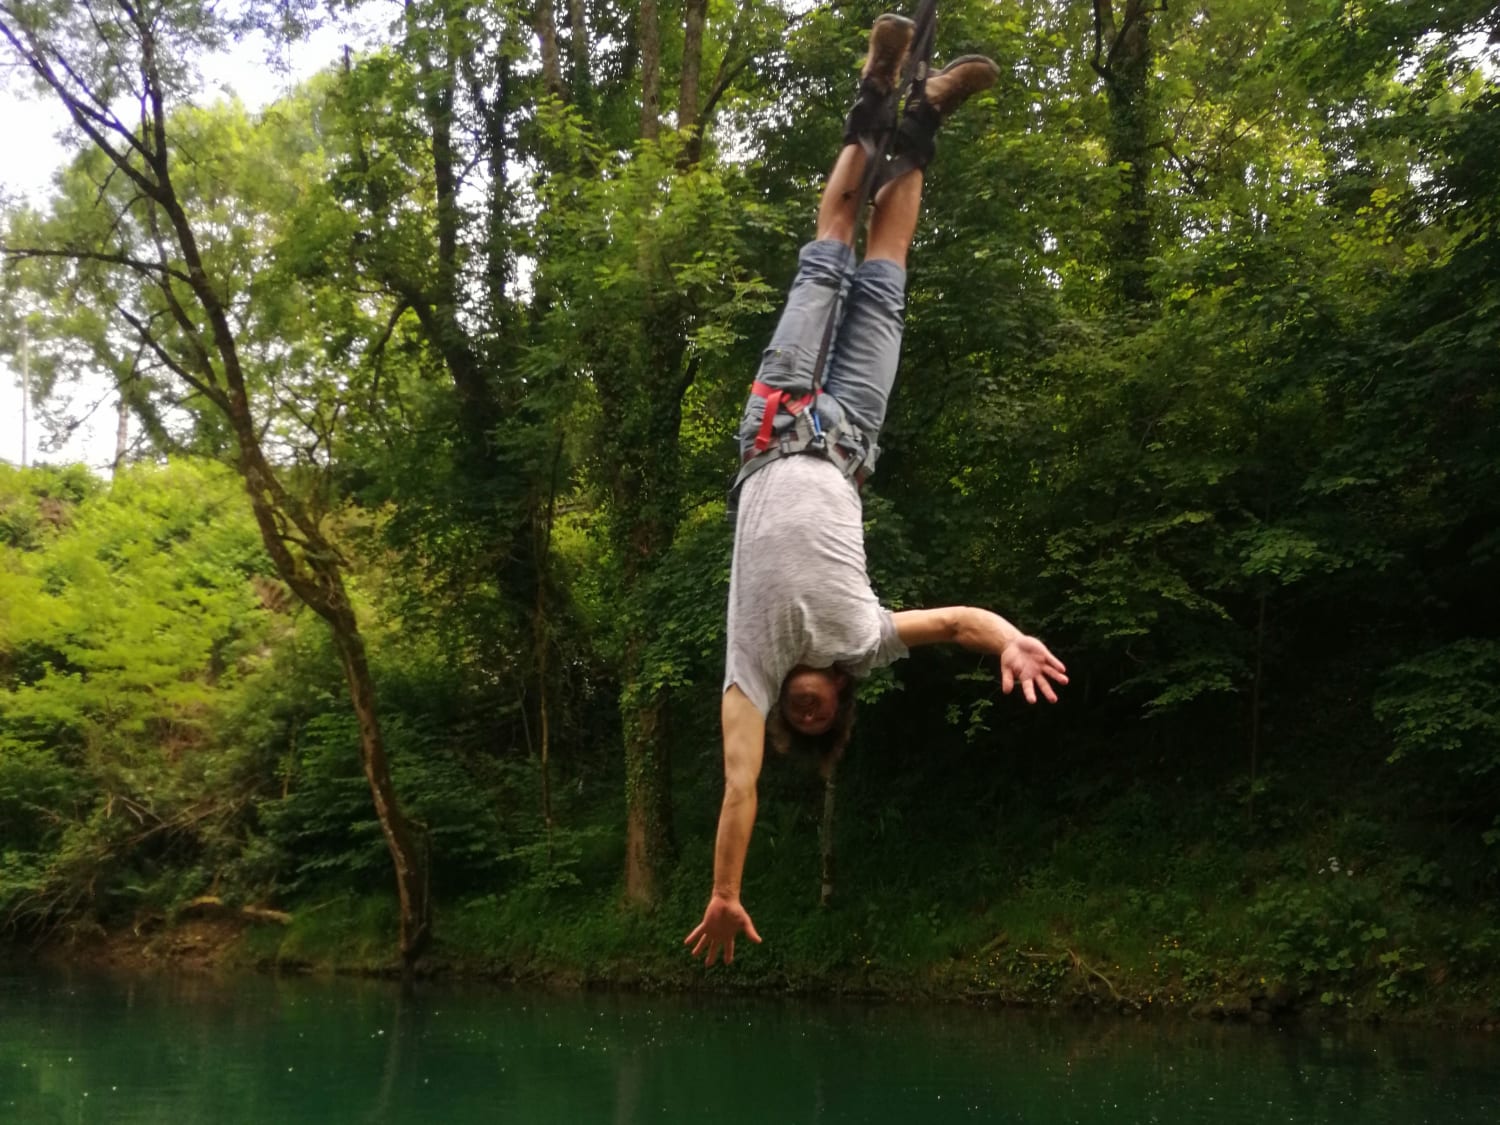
[2,970,1497,1124]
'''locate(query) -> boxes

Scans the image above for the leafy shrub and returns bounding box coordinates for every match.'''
[1375,639,1500,783]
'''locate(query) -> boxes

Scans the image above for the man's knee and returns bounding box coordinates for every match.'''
[796,239,857,286]
[851,260,908,320]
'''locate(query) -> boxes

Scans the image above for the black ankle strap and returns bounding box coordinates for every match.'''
[841,78,900,146]
[872,100,940,188]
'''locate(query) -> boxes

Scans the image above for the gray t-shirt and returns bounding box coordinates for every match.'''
[724,455,908,716]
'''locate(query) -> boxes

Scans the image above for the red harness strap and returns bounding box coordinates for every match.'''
[751,381,821,453]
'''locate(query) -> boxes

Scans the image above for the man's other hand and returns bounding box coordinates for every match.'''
[1000,635,1069,703]
[684,894,762,966]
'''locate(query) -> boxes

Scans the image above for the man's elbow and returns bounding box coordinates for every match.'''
[722,772,757,804]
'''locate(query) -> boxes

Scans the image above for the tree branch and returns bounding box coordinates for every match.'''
[138,200,222,385]
[114,302,222,407]
[1091,0,1112,78]
[0,244,192,285]
[0,16,158,199]
[698,57,751,129]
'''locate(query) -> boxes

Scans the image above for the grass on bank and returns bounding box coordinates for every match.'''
[238,772,1500,1025]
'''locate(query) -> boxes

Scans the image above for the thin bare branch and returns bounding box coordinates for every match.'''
[0,244,192,284]
[114,301,220,405]
[0,15,158,200]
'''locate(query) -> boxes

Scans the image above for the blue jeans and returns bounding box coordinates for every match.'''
[737,240,907,475]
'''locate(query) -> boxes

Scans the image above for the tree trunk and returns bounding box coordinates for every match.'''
[566,0,591,106]
[330,610,431,965]
[819,763,838,908]
[683,2,750,167]
[113,389,129,470]
[1248,586,1266,830]
[623,675,675,906]
[234,447,433,968]
[534,437,565,856]
[638,0,661,140]
[419,8,497,451]
[678,0,707,136]
[49,10,431,965]
[1091,0,1156,305]
[18,329,28,468]
[534,0,565,99]
[613,332,689,907]
[177,113,435,969]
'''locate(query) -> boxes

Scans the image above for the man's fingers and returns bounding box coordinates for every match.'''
[691,932,709,957]
[745,918,763,944]
[1001,638,1068,705]
[725,937,736,965]
[684,923,705,946]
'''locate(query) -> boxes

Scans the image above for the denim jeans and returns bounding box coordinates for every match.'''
[737,239,907,475]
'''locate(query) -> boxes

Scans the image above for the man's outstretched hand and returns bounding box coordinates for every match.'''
[893,608,1068,705]
[1000,635,1069,703]
[685,894,762,966]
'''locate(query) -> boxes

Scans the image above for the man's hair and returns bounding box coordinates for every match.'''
[766,679,857,780]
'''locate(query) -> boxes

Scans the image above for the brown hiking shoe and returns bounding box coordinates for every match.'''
[922,54,1000,118]
[861,13,916,95]
[882,54,1001,176]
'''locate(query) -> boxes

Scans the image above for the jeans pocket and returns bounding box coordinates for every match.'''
[756,341,818,392]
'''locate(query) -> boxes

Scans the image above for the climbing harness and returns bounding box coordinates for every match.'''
[733,380,868,497]
[729,0,939,518]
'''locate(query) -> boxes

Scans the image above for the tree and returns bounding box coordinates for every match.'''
[1090,0,1160,306]
[0,2,430,967]
[524,0,784,906]
[529,113,777,904]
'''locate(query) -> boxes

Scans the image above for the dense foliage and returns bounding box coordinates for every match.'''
[1,0,1497,1016]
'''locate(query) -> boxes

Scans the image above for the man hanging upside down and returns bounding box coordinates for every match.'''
[684,14,1069,966]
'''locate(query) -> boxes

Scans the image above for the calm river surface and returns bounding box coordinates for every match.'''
[2,968,1498,1124]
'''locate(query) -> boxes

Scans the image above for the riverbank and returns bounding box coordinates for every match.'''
[23,890,1500,1032]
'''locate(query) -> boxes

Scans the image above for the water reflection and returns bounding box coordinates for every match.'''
[1,968,1497,1124]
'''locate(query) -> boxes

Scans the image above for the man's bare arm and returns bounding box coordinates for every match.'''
[712,685,765,898]
[893,606,1069,703]
[894,605,1022,650]
[684,685,766,964]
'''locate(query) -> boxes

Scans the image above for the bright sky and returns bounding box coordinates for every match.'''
[0,12,383,472]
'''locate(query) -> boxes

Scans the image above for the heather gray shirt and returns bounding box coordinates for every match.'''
[724,455,908,716]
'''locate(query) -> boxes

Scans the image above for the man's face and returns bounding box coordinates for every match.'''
[781,667,846,736]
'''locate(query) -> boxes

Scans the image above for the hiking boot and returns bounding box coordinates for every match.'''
[861,13,916,95]
[843,14,915,145]
[883,54,1000,176]
[921,54,1000,119]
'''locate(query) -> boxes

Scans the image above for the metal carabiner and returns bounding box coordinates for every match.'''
[807,400,827,451]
